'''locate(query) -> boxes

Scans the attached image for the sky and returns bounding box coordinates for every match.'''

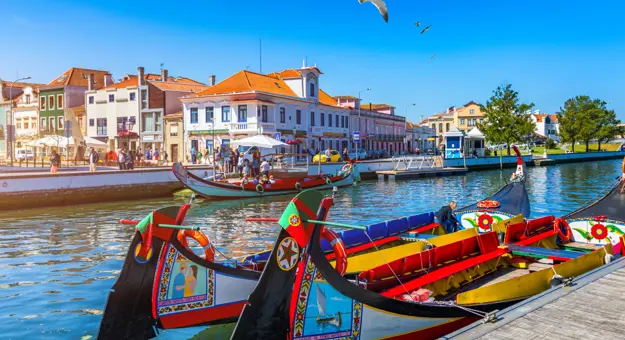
[2,0,624,123]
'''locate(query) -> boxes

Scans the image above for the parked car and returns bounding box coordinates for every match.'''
[312,150,341,163]
[15,149,34,161]
[348,148,367,160]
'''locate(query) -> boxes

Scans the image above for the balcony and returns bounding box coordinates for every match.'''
[228,122,276,134]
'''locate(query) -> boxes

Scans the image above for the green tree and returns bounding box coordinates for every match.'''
[478,84,535,155]
[558,96,621,152]
[594,101,620,151]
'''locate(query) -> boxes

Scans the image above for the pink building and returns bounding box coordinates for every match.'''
[336,96,406,155]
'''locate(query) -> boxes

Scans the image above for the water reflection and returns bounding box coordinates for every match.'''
[0,159,621,339]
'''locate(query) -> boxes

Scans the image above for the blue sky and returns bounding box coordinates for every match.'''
[3,0,624,123]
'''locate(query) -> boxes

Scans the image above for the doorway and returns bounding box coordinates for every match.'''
[171,144,179,163]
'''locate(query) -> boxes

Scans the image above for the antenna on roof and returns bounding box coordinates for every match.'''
[259,38,262,74]
[160,63,164,72]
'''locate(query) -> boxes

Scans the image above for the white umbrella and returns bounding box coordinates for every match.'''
[26,136,69,147]
[68,136,107,148]
[230,135,288,148]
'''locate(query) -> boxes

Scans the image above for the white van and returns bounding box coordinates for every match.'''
[16,149,34,161]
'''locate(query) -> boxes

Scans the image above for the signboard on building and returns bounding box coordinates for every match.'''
[352,131,360,142]
[274,132,281,140]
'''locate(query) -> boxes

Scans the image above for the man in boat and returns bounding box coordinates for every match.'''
[434,201,459,233]
[260,158,271,177]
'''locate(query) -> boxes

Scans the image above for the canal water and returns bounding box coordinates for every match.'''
[0,159,622,339]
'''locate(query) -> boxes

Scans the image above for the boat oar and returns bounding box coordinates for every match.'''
[245,217,366,231]
[118,219,199,231]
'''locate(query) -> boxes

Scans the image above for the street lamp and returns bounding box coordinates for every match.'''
[8,76,31,166]
[357,88,371,156]
[210,117,216,180]
[405,103,415,116]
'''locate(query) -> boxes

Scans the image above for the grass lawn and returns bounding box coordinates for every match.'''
[567,143,623,152]
[530,146,566,155]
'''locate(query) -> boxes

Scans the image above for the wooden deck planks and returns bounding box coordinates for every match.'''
[477,266,625,339]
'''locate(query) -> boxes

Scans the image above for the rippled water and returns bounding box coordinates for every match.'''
[0,159,622,339]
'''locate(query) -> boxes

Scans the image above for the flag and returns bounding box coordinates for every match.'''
[135,212,153,235]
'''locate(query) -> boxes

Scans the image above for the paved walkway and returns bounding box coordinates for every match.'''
[444,256,625,340]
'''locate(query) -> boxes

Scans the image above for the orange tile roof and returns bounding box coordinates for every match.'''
[103,75,139,89]
[406,121,415,129]
[44,67,112,89]
[195,70,298,98]
[318,89,338,106]
[362,103,395,110]
[549,114,558,123]
[335,95,359,100]
[278,69,302,78]
[150,81,210,93]
[101,73,207,92]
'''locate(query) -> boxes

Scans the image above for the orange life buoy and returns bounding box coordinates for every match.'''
[342,163,352,173]
[553,218,572,242]
[477,200,500,209]
[177,230,215,262]
[321,227,347,276]
[621,156,625,173]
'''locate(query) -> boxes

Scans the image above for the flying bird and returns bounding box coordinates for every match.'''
[421,24,432,34]
[415,21,421,27]
[428,54,436,64]
[358,0,388,23]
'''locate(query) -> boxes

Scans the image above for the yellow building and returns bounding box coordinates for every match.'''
[164,111,183,163]
[454,101,485,134]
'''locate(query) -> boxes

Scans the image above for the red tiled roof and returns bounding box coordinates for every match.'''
[44,67,112,89]
[150,81,209,93]
[194,70,298,98]
[318,89,338,107]
[335,95,359,100]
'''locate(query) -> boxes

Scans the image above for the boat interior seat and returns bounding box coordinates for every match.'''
[366,222,389,241]
[505,216,555,244]
[339,229,369,247]
[526,216,555,236]
[507,244,583,261]
[408,212,434,229]
[387,218,410,236]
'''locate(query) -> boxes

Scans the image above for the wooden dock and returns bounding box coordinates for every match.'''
[376,167,467,181]
[444,256,625,340]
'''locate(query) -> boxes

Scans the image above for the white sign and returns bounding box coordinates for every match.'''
[353,131,360,142]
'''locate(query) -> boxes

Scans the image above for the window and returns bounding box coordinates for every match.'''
[461,119,465,125]
[142,113,154,132]
[49,117,56,131]
[89,119,94,127]
[340,116,344,128]
[40,97,46,110]
[96,118,107,135]
[469,109,475,114]
[345,117,349,129]
[468,118,477,127]
[190,108,198,124]
[309,83,315,97]
[32,120,36,130]
[205,140,214,154]
[205,107,214,122]
[41,118,46,130]
[58,117,65,129]
[48,95,55,110]
[446,123,450,131]
[117,117,128,133]
[155,113,162,131]
[310,112,315,126]
[57,94,63,109]
[108,94,115,103]
[280,108,285,123]
[438,123,442,133]
[129,92,136,101]
[296,110,301,124]
[88,96,94,104]
[329,114,333,127]
[238,105,247,122]
[16,119,21,129]
[335,115,339,128]
[25,94,31,104]
[221,106,231,122]
[170,123,179,137]
[141,89,148,109]
[261,105,268,123]
[321,113,325,126]
[431,124,435,130]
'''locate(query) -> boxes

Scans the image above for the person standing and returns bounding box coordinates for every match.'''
[125,149,135,170]
[325,147,331,162]
[260,158,271,177]
[252,149,260,177]
[434,201,459,233]
[88,147,99,172]
[50,149,61,174]
[197,149,203,165]
[342,148,350,162]
[117,149,126,170]
[145,148,151,161]
[224,147,231,174]
[153,149,159,162]
[163,150,169,165]
[237,152,244,177]
[190,145,197,164]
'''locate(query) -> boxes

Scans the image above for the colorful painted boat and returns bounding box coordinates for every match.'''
[562,172,625,248]
[171,162,355,198]
[230,190,613,340]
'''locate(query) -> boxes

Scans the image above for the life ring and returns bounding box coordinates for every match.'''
[256,184,264,194]
[341,163,352,173]
[177,230,215,262]
[477,200,500,209]
[622,156,625,173]
[295,181,302,191]
[324,177,332,185]
[321,227,347,276]
[554,218,572,242]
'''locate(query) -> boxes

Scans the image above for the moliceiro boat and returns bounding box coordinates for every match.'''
[171,161,355,198]
[230,190,614,340]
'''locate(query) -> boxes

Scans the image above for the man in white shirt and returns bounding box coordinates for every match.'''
[260,158,271,176]
[325,147,331,162]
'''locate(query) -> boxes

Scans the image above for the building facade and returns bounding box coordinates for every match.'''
[531,111,560,142]
[164,111,183,162]
[181,64,350,158]
[13,85,41,149]
[0,79,43,159]
[424,101,485,144]
[405,122,436,152]
[85,67,208,153]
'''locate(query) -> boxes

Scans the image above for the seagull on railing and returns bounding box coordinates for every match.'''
[358,0,388,22]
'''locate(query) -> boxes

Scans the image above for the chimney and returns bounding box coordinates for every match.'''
[209,75,216,86]
[138,67,145,86]
[87,74,93,91]
[302,59,306,68]
[104,74,110,87]
[161,69,168,82]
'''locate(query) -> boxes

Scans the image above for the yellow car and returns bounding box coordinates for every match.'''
[312,150,341,163]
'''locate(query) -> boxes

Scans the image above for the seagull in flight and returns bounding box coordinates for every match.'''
[421,24,432,34]
[415,21,421,27]
[358,0,388,23]
[428,54,436,64]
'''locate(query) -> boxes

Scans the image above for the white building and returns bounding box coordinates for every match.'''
[85,67,208,152]
[13,86,41,148]
[531,110,560,142]
[405,121,435,153]
[181,63,350,157]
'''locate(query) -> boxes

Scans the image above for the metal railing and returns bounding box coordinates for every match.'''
[391,155,442,170]
[228,122,276,132]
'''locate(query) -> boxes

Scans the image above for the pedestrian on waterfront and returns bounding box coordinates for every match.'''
[163,150,169,165]
[190,145,197,164]
[243,159,250,177]
[230,148,236,172]
[434,201,459,233]
[88,147,99,172]
[237,152,244,176]
[153,149,159,162]
[260,158,270,177]
[125,149,135,170]
[136,147,142,164]
[224,147,231,174]
[117,149,126,170]
[50,149,61,174]
[145,148,151,161]
[342,148,350,162]
[197,149,203,165]
[325,147,332,162]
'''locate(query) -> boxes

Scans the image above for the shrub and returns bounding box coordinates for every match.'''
[545,139,557,149]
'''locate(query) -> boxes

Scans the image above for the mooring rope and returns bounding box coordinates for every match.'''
[363,232,415,300]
